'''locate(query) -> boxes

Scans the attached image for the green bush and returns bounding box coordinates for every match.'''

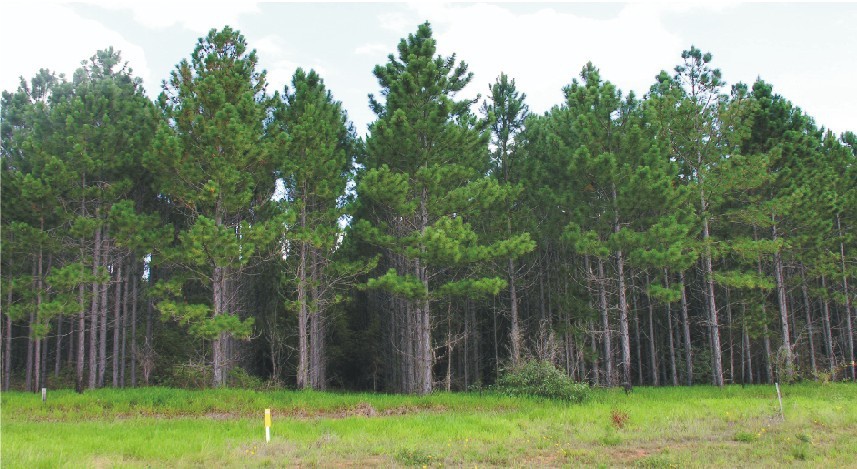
[164,362,212,389]
[227,367,265,390]
[495,360,590,402]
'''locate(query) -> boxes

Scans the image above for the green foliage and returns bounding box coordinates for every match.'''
[164,363,213,389]
[227,367,265,390]
[495,360,590,402]
[365,269,426,299]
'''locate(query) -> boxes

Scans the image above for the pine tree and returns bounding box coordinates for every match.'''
[647,47,730,386]
[481,72,529,365]
[147,27,274,387]
[356,23,533,394]
[272,68,360,389]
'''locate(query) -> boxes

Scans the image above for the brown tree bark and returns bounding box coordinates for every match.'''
[120,257,129,387]
[772,219,793,380]
[597,258,613,386]
[836,215,855,380]
[76,278,85,393]
[296,195,309,390]
[26,261,35,392]
[820,276,835,374]
[800,268,817,376]
[88,223,102,389]
[678,271,694,385]
[646,274,659,386]
[112,260,123,387]
[97,243,109,388]
[54,316,62,378]
[4,284,13,391]
[665,269,678,386]
[130,258,138,387]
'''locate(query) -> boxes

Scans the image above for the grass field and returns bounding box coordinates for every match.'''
[2,383,856,467]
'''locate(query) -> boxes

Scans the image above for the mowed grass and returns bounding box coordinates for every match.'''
[2,383,855,467]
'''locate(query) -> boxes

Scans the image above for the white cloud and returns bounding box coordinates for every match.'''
[0,3,152,94]
[378,12,413,34]
[241,33,330,96]
[80,0,260,34]
[354,43,388,56]
[407,3,685,114]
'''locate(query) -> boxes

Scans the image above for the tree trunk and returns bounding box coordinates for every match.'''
[646,273,659,386]
[820,276,835,374]
[589,322,599,385]
[26,261,35,392]
[763,322,773,384]
[701,207,724,386]
[76,174,87,393]
[583,256,599,385]
[726,288,734,383]
[492,297,499,380]
[508,257,521,366]
[463,301,470,388]
[40,328,48,390]
[679,271,693,385]
[112,260,123,387]
[629,278,641,386]
[97,246,108,388]
[596,258,613,386]
[612,184,632,391]
[665,269,678,386]
[309,248,325,390]
[121,258,129,387]
[742,314,753,385]
[471,301,480,386]
[130,259,138,387]
[757,252,773,383]
[144,266,154,386]
[4,283,13,391]
[416,186,432,395]
[76,279,85,393]
[34,245,44,393]
[445,304,452,392]
[296,197,309,390]
[55,315,62,378]
[836,215,855,381]
[89,223,102,389]
[772,219,793,380]
[800,268,817,376]
[212,264,226,387]
[616,249,632,390]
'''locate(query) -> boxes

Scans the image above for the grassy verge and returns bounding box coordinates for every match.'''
[2,383,855,467]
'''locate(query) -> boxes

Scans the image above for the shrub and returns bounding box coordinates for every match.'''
[164,362,212,389]
[495,360,589,402]
[228,367,264,390]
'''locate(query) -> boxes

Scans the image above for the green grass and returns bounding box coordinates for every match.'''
[2,383,856,467]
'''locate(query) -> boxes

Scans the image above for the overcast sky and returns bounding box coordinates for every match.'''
[3,2,855,137]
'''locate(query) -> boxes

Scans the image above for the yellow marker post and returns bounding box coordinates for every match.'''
[264,409,271,443]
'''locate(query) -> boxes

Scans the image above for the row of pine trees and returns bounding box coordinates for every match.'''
[2,24,855,395]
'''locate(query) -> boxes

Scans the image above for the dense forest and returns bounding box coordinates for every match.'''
[2,23,855,395]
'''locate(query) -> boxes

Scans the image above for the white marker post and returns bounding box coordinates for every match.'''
[775,383,784,421]
[41,388,47,403]
[264,408,271,443]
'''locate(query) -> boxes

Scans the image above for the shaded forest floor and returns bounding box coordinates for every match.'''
[2,384,856,467]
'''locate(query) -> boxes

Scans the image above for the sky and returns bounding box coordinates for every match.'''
[2,1,856,137]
